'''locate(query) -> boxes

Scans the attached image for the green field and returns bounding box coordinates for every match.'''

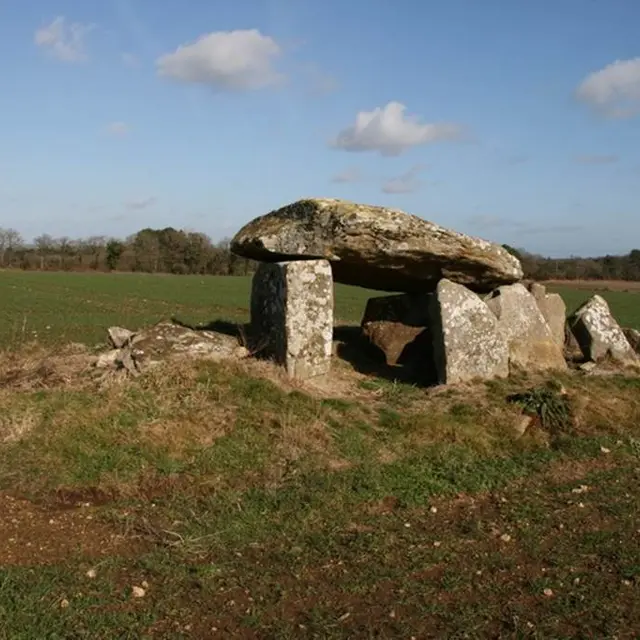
[1,270,639,349]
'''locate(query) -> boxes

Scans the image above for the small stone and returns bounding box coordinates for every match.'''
[433,541,442,547]
[543,588,554,597]
[131,586,146,598]
[429,506,438,514]
[404,522,411,528]
[107,326,135,349]
[86,569,97,579]
[500,533,512,542]
[95,349,121,369]
[600,446,611,454]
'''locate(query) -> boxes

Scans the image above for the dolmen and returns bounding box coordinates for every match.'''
[231,198,637,383]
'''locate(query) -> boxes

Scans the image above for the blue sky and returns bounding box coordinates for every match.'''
[1,0,639,257]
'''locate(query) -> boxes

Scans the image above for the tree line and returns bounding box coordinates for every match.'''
[502,245,640,282]
[1,226,639,281]
[0,227,256,276]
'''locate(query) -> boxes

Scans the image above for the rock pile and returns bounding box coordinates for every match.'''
[95,321,249,375]
[229,198,637,383]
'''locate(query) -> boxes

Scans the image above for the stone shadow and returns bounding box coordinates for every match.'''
[333,324,437,387]
[170,316,436,385]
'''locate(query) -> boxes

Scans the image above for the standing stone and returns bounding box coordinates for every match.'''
[538,294,567,349]
[250,259,333,379]
[429,279,509,385]
[360,293,432,366]
[487,284,567,371]
[486,284,567,371]
[568,296,638,364]
[527,282,567,349]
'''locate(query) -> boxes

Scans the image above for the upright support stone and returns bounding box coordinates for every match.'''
[486,284,567,371]
[528,282,567,349]
[250,259,334,379]
[429,279,509,385]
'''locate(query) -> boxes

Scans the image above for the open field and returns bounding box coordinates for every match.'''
[1,270,640,349]
[1,270,640,637]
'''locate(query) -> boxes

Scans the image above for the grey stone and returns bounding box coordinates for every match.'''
[129,322,249,370]
[360,293,432,366]
[528,283,567,348]
[107,326,135,349]
[538,294,567,349]
[232,198,523,293]
[528,282,547,301]
[95,350,121,369]
[429,279,509,385]
[486,284,567,371]
[568,295,638,364]
[250,259,333,379]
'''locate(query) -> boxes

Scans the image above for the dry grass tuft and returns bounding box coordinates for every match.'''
[0,343,96,391]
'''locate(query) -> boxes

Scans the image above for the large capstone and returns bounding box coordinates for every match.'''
[429,279,509,385]
[486,284,567,371]
[231,198,523,293]
[568,295,638,364]
[360,293,432,367]
[250,259,333,379]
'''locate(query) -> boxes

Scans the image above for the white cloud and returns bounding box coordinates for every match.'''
[121,52,141,68]
[156,29,284,91]
[125,197,156,210]
[331,167,361,183]
[574,154,618,165]
[107,122,130,136]
[381,164,424,194]
[332,102,464,156]
[34,16,94,63]
[576,58,640,118]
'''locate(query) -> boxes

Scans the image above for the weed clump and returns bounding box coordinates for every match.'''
[507,380,574,436]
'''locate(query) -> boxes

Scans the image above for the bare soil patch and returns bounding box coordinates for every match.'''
[0,492,139,566]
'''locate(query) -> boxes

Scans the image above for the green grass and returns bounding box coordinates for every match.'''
[0,362,639,637]
[0,270,383,348]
